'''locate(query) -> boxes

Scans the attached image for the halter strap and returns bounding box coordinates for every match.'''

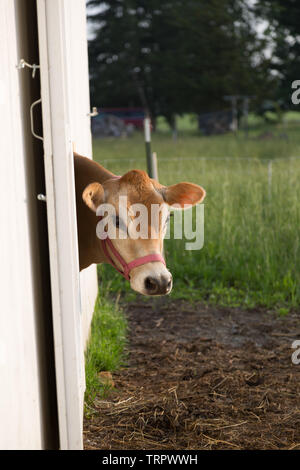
[96,174,165,280]
[101,236,165,281]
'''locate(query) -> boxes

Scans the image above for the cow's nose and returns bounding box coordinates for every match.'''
[144,274,173,295]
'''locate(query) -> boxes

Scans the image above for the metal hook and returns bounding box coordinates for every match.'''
[87,106,98,117]
[30,98,43,141]
[16,59,40,78]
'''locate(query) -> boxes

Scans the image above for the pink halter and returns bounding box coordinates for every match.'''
[101,236,165,281]
[97,174,165,280]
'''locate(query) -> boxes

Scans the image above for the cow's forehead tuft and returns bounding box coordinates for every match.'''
[120,169,150,187]
[105,170,164,207]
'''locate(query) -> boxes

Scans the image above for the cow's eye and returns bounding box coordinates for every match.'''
[115,215,120,228]
[114,215,127,232]
[113,215,128,233]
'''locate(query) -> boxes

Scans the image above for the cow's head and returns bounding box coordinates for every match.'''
[82,170,205,296]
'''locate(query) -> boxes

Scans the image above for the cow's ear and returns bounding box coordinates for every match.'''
[163,182,205,209]
[82,182,104,212]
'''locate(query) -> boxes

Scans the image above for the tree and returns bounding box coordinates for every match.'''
[255,0,300,109]
[87,0,271,123]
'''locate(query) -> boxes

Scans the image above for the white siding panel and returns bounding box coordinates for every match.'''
[0,0,43,449]
[0,0,96,449]
[63,0,98,346]
[37,0,97,449]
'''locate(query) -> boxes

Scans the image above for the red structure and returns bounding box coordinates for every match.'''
[99,107,145,129]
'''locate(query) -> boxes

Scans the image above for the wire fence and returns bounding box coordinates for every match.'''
[102,156,300,163]
[100,155,300,206]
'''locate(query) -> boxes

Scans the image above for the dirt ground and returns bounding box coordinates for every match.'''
[84,300,300,450]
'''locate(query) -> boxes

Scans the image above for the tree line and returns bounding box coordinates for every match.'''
[87,0,300,125]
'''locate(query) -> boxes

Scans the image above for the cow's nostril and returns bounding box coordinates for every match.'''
[144,275,172,295]
[144,276,159,293]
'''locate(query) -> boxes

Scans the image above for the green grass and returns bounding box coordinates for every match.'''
[92,116,300,312]
[85,285,127,407]
[95,124,300,164]
[84,115,299,409]
[156,113,199,132]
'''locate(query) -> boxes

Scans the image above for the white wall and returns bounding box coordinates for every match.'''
[63,0,98,346]
[37,0,98,449]
[0,0,97,449]
[0,0,47,449]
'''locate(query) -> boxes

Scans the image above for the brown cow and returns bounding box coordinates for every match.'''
[74,153,205,296]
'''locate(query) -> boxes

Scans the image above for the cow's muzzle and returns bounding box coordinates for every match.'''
[144,273,173,296]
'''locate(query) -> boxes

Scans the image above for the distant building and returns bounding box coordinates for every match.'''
[92,107,145,136]
[198,110,234,135]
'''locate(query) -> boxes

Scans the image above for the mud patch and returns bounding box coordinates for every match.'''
[84,301,300,450]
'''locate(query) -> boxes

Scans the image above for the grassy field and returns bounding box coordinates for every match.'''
[84,117,300,405]
[85,291,127,408]
[92,118,300,312]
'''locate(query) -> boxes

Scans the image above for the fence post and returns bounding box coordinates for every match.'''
[144,117,155,178]
[268,160,273,201]
[152,152,159,181]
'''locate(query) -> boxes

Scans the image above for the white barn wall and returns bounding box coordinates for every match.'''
[0,0,49,449]
[63,0,98,346]
[0,0,97,449]
[37,0,98,448]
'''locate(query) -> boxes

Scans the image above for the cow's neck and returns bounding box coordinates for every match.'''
[74,153,115,270]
